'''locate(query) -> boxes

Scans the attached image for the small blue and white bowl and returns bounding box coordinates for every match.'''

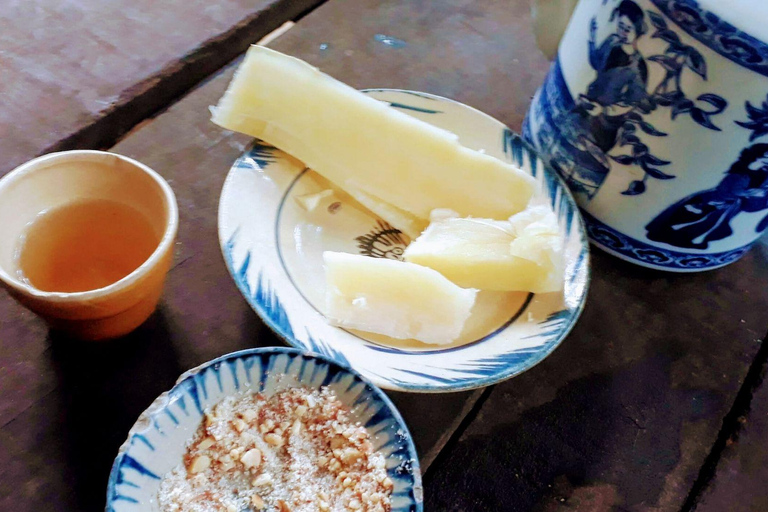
[106,348,422,512]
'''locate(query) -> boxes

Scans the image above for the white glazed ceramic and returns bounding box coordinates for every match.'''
[525,0,768,271]
[106,348,422,512]
[0,151,178,340]
[218,90,589,392]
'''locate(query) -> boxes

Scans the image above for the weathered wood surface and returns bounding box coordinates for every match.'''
[696,353,768,512]
[0,0,322,178]
[426,240,768,511]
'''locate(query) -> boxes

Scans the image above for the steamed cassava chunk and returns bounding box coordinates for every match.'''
[403,206,563,293]
[323,251,477,345]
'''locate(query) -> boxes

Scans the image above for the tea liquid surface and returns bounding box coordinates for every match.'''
[17,199,160,292]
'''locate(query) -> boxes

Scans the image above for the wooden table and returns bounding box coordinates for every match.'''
[1,1,767,511]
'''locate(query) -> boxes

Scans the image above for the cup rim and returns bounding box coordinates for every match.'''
[0,150,179,302]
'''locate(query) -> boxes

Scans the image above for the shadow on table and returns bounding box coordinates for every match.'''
[48,306,182,512]
[240,305,283,350]
[421,247,768,511]
[424,358,721,511]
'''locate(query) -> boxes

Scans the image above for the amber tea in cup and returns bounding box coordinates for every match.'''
[17,199,161,293]
[0,150,178,340]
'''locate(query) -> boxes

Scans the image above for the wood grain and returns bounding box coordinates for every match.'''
[696,348,768,512]
[0,0,323,178]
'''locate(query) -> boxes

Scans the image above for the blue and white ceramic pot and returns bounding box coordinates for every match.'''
[524,0,768,271]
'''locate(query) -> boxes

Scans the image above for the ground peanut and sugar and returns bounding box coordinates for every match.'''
[157,387,392,512]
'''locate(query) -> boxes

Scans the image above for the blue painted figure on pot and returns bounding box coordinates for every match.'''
[645,144,768,249]
[560,1,651,197]
[555,0,726,199]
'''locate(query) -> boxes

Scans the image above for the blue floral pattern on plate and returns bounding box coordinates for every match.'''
[106,348,422,511]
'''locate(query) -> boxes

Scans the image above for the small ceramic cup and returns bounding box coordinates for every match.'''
[0,150,178,340]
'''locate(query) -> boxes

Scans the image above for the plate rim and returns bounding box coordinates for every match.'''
[216,88,591,393]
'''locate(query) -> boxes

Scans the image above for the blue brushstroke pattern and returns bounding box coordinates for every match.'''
[453,310,571,378]
[164,409,179,426]
[224,229,295,341]
[226,359,241,391]
[503,128,526,170]
[235,139,278,170]
[133,434,154,452]
[225,229,355,370]
[252,271,295,340]
[119,454,160,480]
[176,396,188,416]
[570,251,587,286]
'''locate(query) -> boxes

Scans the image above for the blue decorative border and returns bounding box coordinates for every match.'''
[649,0,768,77]
[582,209,751,269]
[223,229,353,368]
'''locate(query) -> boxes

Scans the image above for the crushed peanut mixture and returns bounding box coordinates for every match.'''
[157,387,392,512]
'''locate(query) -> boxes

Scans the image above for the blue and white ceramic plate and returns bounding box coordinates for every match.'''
[218,89,590,393]
[106,348,422,512]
